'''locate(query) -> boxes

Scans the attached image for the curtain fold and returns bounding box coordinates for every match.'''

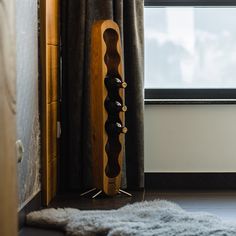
[60,0,144,191]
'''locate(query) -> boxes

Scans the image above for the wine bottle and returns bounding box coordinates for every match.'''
[106,122,128,134]
[105,99,127,113]
[105,76,127,89]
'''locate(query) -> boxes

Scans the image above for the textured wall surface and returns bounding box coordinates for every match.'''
[16,0,41,209]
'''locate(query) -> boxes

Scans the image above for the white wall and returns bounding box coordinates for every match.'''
[144,105,236,172]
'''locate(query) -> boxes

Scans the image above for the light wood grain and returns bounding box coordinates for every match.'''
[47,45,59,103]
[90,20,125,196]
[0,0,18,235]
[47,158,57,202]
[47,102,58,160]
[46,0,59,45]
[40,0,59,205]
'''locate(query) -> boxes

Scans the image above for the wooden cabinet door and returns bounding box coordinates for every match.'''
[40,0,60,205]
[0,0,18,235]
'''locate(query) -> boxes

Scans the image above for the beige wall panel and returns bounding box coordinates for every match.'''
[0,0,18,235]
[145,105,236,172]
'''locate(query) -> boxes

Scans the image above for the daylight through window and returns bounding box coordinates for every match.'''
[145,7,236,89]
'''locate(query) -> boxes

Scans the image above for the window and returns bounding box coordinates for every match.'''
[144,0,236,103]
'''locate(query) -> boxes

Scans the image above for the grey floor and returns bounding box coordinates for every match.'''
[146,191,236,222]
[19,190,236,235]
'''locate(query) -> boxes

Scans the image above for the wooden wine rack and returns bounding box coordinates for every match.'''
[90,20,127,196]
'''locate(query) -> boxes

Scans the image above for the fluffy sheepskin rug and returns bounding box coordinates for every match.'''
[27,200,236,236]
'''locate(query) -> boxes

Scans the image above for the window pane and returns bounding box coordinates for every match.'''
[144,7,236,88]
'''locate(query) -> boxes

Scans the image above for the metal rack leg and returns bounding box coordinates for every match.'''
[119,189,132,197]
[80,188,97,197]
[92,190,103,199]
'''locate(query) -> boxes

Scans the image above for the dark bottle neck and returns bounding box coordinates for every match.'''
[105,76,127,89]
[105,99,127,113]
[106,122,128,134]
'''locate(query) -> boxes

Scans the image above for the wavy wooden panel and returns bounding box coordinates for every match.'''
[90,20,126,196]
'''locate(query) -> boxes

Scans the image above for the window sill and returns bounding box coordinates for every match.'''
[145,99,236,105]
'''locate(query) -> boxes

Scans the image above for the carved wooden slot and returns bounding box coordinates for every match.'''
[90,20,127,196]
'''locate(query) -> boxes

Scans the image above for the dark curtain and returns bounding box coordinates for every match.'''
[60,0,144,191]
